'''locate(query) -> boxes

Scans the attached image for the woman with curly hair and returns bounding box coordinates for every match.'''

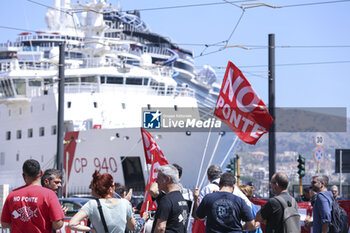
[69,170,147,233]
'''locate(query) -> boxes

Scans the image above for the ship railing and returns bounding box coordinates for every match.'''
[0,82,194,99]
[62,83,100,94]
[18,61,56,71]
[144,46,170,56]
[0,61,14,72]
[174,86,195,97]
[109,45,142,57]
[97,84,194,97]
[143,66,173,77]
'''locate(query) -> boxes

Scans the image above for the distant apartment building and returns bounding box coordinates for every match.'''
[253,168,266,180]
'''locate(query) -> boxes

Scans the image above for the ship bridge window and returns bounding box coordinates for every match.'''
[29,79,42,87]
[126,77,142,85]
[174,61,194,73]
[0,81,5,97]
[0,52,15,59]
[81,76,97,83]
[44,78,54,85]
[66,77,79,83]
[1,80,15,97]
[100,76,105,84]
[150,79,158,88]
[44,51,50,58]
[143,78,149,86]
[107,76,123,84]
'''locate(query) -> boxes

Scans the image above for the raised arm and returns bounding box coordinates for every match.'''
[68,209,94,232]
[149,182,160,198]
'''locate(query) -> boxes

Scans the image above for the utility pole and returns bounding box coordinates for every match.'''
[268,34,276,197]
[340,150,342,197]
[236,155,240,186]
[56,43,65,198]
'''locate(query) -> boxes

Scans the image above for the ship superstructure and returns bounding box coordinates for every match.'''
[0,0,233,193]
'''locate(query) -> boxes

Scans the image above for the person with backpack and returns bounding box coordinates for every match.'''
[255,172,300,233]
[309,175,332,233]
[307,175,349,233]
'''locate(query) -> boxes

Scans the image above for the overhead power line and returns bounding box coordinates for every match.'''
[122,0,254,12]
[282,0,350,8]
[181,43,350,49]
[0,26,37,33]
[124,0,350,12]
[229,60,350,68]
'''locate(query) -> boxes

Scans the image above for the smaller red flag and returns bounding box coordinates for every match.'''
[141,128,168,165]
[214,61,273,145]
[140,128,169,215]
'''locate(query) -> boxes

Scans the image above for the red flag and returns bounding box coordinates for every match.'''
[214,61,273,145]
[140,128,168,215]
[141,128,168,164]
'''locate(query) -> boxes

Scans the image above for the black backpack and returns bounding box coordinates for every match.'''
[319,192,348,233]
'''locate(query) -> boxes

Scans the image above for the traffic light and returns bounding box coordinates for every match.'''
[226,157,235,175]
[297,154,306,177]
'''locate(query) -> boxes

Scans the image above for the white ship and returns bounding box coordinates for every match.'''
[0,0,237,194]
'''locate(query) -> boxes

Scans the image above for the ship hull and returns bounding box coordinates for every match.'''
[1,127,237,194]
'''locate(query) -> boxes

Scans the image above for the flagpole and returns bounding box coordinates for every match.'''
[198,133,223,190]
[194,126,213,189]
[145,154,154,213]
[219,135,239,168]
[186,132,223,232]
[187,126,213,232]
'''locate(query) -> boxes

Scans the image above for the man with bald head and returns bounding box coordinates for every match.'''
[255,172,299,233]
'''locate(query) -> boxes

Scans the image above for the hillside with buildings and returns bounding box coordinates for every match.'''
[234,118,350,198]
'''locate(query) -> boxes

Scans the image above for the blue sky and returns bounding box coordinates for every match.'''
[1,0,349,116]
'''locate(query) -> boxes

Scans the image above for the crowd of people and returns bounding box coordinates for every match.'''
[0,159,348,233]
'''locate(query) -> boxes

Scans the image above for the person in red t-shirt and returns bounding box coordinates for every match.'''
[1,159,65,233]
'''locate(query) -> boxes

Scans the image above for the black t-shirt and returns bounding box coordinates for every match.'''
[151,190,189,233]
[260,192,294,233]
